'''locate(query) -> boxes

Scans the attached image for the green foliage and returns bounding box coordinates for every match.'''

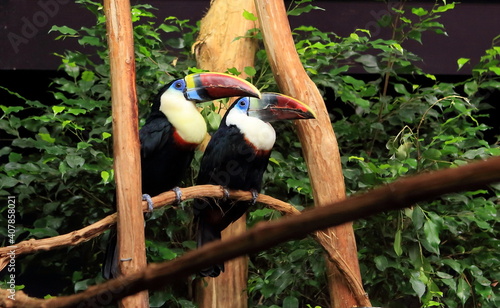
[0,0,199,305]
[265,1,499,307]
[1,0,498,307]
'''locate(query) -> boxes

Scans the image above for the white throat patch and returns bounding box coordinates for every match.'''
[159,90,207,144]
[226,110,276,151]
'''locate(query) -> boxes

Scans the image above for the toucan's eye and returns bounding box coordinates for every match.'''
[174,81,183,89]
[239,100,247,107]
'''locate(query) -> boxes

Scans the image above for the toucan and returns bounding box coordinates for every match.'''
[193,93,316,277]
[102,72,261,279]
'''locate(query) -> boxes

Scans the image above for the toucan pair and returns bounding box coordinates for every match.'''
[103,72,315,279]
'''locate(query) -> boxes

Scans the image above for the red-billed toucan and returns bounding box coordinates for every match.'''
[139,72,260,197]
[193,93,316,277]
[102,72,261,279]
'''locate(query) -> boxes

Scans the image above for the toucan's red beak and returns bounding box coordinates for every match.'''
[184,72,260,102]
[248,93,316,122]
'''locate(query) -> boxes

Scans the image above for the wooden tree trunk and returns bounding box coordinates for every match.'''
[104,1,148,307]
[254,0,368,307]
[193,0,258,307]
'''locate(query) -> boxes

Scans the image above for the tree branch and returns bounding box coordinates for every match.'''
[1,157,498,308]
[0,185,297,271]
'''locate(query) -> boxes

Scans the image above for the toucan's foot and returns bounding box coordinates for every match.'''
[142,194,154,220]
[222,186,230,202]
[250,189,259,206]
[172,187,183,205]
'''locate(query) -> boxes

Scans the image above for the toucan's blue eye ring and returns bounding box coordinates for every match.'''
[174,80,183,89]
[239,99,247,107]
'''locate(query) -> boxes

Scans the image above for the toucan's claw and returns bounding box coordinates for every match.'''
[250,189,259,206]
[143,194,154,220]
[172,187,183,205]
[222,187,230,202]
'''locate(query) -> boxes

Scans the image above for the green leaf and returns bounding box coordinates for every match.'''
[52,105,66,115]
[283,296,299,308]
[38,133,55,143]
[442,259,462,274]
[288,3,324,17]
[0,174,19,189]
[288,249,307,262]
[157,246,177,260]
[342,75,365,88]
[8,152,22,163]
[81,71,95,82]
[1,105,24,115]
[457,58,470,70]
[49,25,78,35]
[102,132,112,140]
[329,65,349,76]
[400,17,412,24]
[394,229,403,256]
[25,227,59,238]
[394,83,409,95]
[243,9,257,21]
[410,272,426,298]
[244,66,257,77]
[412,7,428,17]
[350,33,359,41]
[101,171,110,184]
[425,73,436,81]
[422,148,441,160]
[226,67,241,76]
[158,24,179,33]
[206,111,221,132]
[436,271,453,279]
[433,3,455,13]
[464,81,478,96]
[269,157,280,165]
[488,66,500,75]
[67,108,87,115]
[78,36,101,46]
[353,97,370,109]
[412,206,425,230]
[457,278,471,305]
[355,55,379,73]
[423,219,440,254]
[66,155,85,168]
[408,30,422,44]
[374,255,388,271]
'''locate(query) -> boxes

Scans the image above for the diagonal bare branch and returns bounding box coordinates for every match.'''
[1,157,498,308]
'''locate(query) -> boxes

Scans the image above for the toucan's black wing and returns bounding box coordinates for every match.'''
[139,114,173,159]
[139,113,195,196]
[194,125,271,277]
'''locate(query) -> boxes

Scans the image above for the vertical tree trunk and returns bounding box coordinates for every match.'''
[193,0,258,307]
[104,1,148,307]
[254,0,368,307]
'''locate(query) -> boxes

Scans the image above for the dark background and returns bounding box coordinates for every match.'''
[2,0,498,137]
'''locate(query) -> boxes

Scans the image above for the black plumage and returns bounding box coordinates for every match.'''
[193,93,316,277]
[102,73,261,279]
[139,87,198,196]
[194,114,271,277]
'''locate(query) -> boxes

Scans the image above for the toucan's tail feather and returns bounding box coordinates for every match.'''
[102,229,118,279]
[197,220,224,277]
